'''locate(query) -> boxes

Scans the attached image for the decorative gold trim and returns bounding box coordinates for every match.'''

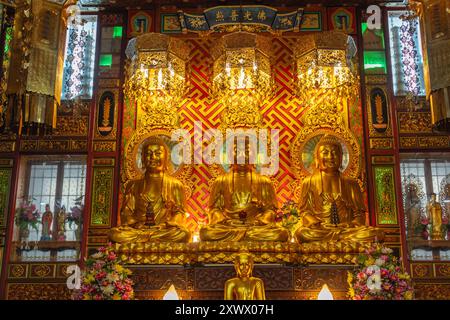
[93,158,115,166]
[372,156,395,165]
[0,141,15,153]
[365,75,387,85]
[113,241,372,265]
[0,159,13,167]
[369,138,393,150]
[8,264,28,279]
[29,264,55,278]
[94,141,116,153]
[98,78,120,88]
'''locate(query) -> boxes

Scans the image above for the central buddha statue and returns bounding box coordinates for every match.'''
[294,135,384,243]
[200,141,289,242]
[109,138,191,243]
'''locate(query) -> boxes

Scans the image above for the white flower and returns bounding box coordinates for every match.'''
[91,252,102,259]
[381,247,393,254]
[106,273,119,282]
[375,258,385,266]
[102,285,114,295]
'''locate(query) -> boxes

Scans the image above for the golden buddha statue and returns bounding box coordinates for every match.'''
[294,135,384,243]
[200,141,289,242]
[109,138,191,243]
[428,193,444,241]
[224,252,266,300]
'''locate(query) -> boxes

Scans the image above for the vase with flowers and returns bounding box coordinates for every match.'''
[275,200,300,237]
[15,200,40,242]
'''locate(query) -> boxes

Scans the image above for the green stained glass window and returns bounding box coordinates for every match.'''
[99,54,113,67]
[363,51,387,74]
[113,26,123,38]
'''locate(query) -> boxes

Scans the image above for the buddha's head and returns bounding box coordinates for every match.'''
[234,252,253,278]
[141,138,169,173]
[314,135,343,174]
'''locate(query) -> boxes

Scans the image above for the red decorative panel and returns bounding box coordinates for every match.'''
[411,263,433,278]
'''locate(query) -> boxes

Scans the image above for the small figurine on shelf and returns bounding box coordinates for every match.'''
[427,193,444,241]
[56,206,67,241]
[40,204,53,241]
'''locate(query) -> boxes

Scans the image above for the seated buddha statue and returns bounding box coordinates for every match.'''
[200,141,289,242]
[294,135,384,243]
[109,138,191,243]
[224,252,266,300]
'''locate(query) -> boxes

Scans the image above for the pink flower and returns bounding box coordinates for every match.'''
[357,272,366,280]
[108,252,117,261]
[95,271,107,280]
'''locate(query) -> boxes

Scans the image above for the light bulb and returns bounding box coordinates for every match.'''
[317,284,333,300]
[163,284,180,300]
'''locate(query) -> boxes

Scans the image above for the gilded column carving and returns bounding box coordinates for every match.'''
[90,160,115,227]
[373,166,398,225]
[0,161,13,228]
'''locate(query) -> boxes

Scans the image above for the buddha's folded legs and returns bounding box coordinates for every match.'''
[245,224,289,242]
[295,225,384,243]
[109,225,191,243]
[199,225,247,241]
[295,227,337,243]
[339,226,385,242]
[200,224,289,242]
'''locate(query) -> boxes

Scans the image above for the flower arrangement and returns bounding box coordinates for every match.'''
[275,200,300,232]
[67,196,84,229]
[73,243,135,300]
[442,215,450,239]
[15,200,40,232]
[347,243,414,300]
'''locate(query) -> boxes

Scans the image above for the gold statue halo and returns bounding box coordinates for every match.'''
[122,129,194,199]
[290,104,361,181]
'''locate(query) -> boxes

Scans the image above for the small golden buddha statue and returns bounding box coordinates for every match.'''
[224,252,266,300]
[109,138,191,243]
[294,135,384,243]
[200,141,289,242]
[428,193,444,241]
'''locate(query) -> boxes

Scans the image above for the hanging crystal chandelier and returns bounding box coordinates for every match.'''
[124,33,189,118]
[294,31,358,107]
[211,31,273,107]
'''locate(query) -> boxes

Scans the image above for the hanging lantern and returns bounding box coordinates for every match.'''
[294,31,358,107]
[124,33,189,124]
[211,31,273,107]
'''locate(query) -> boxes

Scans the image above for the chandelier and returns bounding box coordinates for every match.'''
[294,31,358,107]
[124,33,189,119]
[211,31,273,107]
